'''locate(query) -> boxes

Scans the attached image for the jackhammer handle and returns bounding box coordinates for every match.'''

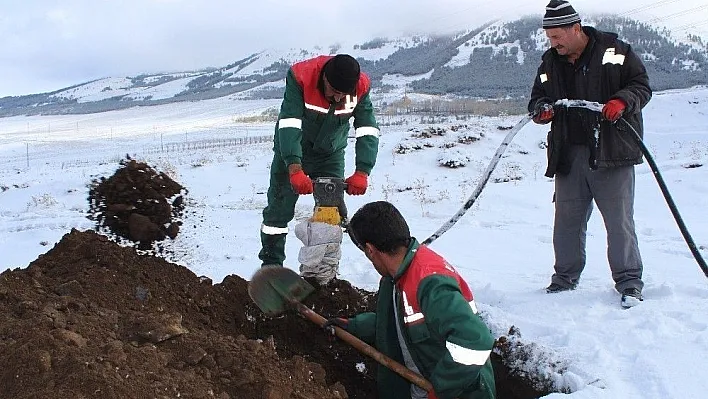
[294,302,434,392]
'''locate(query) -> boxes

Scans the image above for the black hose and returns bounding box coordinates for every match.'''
[560,99,707,278]
[619,117,708,278]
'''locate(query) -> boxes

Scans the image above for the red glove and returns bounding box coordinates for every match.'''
[345,171,368,195]
[289,170,313,195]
[602,99,626,122]
[533,103,554,124]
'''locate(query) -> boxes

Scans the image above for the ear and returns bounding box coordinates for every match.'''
[364,242,385,262]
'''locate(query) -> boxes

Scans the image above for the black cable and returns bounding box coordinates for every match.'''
[619,117,708,278]
[560,99,707,278]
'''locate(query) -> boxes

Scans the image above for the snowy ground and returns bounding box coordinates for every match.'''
[1,87,707,398]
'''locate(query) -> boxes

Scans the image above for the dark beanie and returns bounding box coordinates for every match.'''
[323,54,360,93]
[543,0,581,28]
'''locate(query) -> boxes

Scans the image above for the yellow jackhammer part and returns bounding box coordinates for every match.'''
[312,177,347,226]
[312,206,342,225]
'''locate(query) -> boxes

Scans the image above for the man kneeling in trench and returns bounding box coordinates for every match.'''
[325,201,496,399]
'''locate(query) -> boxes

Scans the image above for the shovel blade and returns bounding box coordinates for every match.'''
[248,266,315,316]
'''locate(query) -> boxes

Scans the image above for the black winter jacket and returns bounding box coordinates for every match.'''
[528,26,652,177]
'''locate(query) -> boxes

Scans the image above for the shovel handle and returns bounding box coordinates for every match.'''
[293,302,434,393]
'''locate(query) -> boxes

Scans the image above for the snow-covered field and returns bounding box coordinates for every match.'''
[1,87,707,398]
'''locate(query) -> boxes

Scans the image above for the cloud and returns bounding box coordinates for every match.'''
[0,0,706,97]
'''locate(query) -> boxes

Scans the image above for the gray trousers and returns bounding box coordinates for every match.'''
[552,145,644,292]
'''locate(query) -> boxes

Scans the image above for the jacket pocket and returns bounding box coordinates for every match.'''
[314,115,351,154]
[544,129,556,178]
[406,323,434,373]
[602,120,640,164]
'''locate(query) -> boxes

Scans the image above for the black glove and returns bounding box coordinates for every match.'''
[533,102,554,124]
[322,317,348,336]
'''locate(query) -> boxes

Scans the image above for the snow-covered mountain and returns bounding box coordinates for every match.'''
[1,15,706,117]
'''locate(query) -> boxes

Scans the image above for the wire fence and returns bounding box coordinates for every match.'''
[141,135,272,155]
[0,130,274,171]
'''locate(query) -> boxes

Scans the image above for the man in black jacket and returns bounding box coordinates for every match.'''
[528,0,652,308]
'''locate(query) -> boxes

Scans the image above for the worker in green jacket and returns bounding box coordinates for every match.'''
[259,54,380,267]
[326,201,496,399]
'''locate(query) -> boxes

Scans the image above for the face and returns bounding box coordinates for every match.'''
[545,25,578,56]
[323,76,348,104]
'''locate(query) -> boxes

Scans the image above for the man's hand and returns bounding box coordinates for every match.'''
[288,165,313,195]
[533,103,554,124]
[345,171,368,195]
[602,99,627,122]
[322,318,348,337]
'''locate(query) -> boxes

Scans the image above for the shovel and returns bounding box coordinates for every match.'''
[248,266,433,393]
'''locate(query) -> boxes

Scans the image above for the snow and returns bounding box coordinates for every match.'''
[0,95,281,145]
[50,77,135,103]
[122,75,195,101]
[447,22,522,68]
[532,27,550,52]
[231,37,428,79]
[681,59,700,71]
[1,86,708,398]
[232,80,286,100]
[231,49,316,77]
[375,71,437,104]
[49,73,200,103]
[347,37,424,61]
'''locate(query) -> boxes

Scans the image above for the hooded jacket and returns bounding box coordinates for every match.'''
[528,26,652,177]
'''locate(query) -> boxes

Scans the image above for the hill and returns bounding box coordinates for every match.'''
[0,15,706,117]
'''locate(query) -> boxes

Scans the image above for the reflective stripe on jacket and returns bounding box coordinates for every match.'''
[275,55,379,174]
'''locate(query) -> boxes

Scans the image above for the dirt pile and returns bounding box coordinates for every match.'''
[87,159,186,249]
[0,229,377,399]
[0,228,553,398]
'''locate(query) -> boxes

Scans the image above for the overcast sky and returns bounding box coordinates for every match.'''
[1,0,706,97]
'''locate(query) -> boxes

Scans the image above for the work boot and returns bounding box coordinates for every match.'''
[545,282,575,294]
[621,288,643,309]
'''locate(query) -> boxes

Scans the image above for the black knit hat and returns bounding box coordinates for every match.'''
[323,54,360,93]
[543,0,581,28]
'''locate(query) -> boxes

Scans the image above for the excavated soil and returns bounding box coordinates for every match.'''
[0,159,552,398]
[0,230,550,399]
[87,158,186,250]
[0,229,371,398]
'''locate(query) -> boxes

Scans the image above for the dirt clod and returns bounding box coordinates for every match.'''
[87,159,186,249]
